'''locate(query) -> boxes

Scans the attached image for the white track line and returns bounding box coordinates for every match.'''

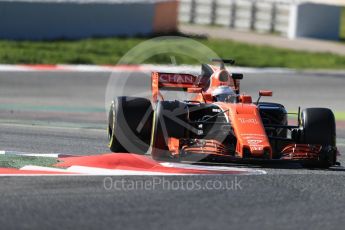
[19,165,263,176]
[160,162,267,175]
[66,166,185,175]
[0,150,61,158]
[20,165,69,173]
[19,165,188,175]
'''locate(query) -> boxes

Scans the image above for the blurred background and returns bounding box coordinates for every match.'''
[0,0,345,68]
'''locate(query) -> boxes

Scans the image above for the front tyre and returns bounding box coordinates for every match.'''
[301,108,336,168]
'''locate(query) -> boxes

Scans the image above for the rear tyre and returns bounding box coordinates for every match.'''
[150,101,188,161]
[108,97,153,154]
[301,108,336,168]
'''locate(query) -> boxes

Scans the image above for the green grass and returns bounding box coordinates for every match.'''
[335,112,345,121]
[0,155,57,169]
[1,37,345,68]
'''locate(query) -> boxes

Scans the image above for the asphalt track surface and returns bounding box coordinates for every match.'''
[0,70,345,229]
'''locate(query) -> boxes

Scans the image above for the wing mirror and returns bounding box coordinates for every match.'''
[257,90,273,104]
[259,90,273,97]
[187,87,203,93]
[231,73,243,80]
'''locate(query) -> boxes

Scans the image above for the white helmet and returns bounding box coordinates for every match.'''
[212,86,237,103]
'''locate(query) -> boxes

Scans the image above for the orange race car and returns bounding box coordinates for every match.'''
[108,59,339,168]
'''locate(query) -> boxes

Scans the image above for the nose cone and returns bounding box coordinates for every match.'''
[228,104,272,159]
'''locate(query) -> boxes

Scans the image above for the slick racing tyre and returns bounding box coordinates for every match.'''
[301,108,336,168]
[108,97,153,154]
[150,101,188,161]
[302,108,336,146]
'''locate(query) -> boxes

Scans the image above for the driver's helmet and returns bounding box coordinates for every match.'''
[212,86,237,103]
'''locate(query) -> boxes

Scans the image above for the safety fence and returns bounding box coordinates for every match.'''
[179,0,292,35]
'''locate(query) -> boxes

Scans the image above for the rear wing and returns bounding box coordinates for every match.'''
[152,72,202,102]
[151,71,243,102]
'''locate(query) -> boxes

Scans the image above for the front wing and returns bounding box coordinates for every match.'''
[165,138,339,167]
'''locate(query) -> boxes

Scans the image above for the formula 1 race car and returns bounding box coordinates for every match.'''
[108,59,338,168]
